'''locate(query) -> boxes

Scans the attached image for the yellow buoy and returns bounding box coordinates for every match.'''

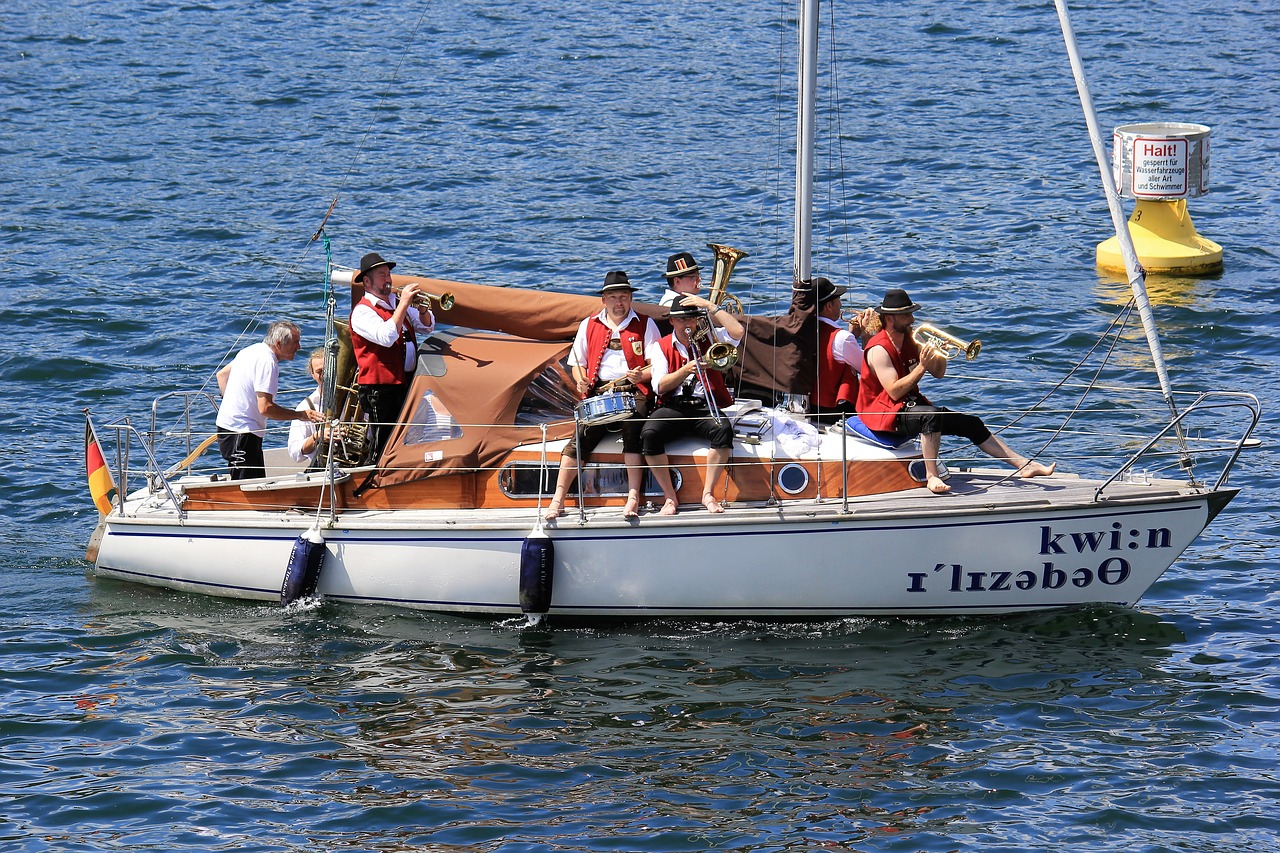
[1096,198,1222,275]
[1098,122,1222,276]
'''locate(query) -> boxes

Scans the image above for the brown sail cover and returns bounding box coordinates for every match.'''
[354,273,818,489]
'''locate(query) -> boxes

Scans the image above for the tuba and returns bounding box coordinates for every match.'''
[692,242,749,370]
[706,242,748,315]
[912,323,982,361]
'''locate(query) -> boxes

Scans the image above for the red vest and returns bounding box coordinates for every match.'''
[857,329,929,431]
[351,299,416,386]
[657,335,733,408]
[584,315,651,397]
[815,320,858,408]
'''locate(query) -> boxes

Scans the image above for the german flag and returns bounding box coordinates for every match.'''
[84,417,118,516]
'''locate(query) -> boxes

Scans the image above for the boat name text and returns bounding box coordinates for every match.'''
[904,523,1173,594]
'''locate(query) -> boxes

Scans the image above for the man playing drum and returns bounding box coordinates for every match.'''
[544,271,660,521]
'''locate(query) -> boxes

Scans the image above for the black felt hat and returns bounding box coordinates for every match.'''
[663,251,701,279]
[815,276,847,305]
[877,288,921,314]
[599,270,637,294]
[667,297,703,319]
[354,252,395,283]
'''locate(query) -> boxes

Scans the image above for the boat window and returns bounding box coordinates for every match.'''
[515,360,577,427]
[499,461,679,499]
[403,389,464,446]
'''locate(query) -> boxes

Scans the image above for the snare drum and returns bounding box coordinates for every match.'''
[576,391,637,427]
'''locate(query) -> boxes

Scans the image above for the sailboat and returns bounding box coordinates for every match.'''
[82,1,1258,620]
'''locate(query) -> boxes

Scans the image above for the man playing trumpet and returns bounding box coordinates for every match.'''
[812,276,878,425]
[857,288,1054,495]
[350,252,436,462]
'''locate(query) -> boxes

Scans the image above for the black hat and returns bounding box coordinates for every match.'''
[663,251,701,279]
[599,270,637,294]
[354,252,395,283]
[815,276,847,305]
[667,297,702,319]
[877,288,921,314]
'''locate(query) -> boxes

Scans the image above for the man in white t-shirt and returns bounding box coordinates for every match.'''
[215,321,324,480]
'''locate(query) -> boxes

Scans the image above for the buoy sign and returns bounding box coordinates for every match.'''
[1110,122,1209,201]
[1132,136,1188,197]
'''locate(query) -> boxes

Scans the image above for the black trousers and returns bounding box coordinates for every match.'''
[893,404,991,446]
[641,400,734,456]
[217,430,265,480]
[358,382,410,464]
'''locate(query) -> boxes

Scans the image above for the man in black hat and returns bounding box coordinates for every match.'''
[349,252,436,462]
[642,297,745,514]
[659,251,702,308]
[812,276,877,424]
[544,270,660,521]
[857,288,1054,494]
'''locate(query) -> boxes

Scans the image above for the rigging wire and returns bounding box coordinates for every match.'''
[170,3,438,450]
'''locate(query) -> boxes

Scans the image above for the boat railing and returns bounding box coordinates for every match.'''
[150,390,220,476]
[100,418,188,521]
[1094,391,1260,502]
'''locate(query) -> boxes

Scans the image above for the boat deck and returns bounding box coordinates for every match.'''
[118,467,1206,533]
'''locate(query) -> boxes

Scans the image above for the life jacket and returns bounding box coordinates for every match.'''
[351,298,416,386]
[584,314,651,397]
[815,320,858,408]
[857,329,929,432]
[656,335,733,409]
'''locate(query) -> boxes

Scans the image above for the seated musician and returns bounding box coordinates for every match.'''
[544,271,660,521]
[812,276,877,425]
[642,296,745,515]
[857,288,1055,494]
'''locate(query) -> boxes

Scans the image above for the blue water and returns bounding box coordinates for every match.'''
[3,0,1280,849]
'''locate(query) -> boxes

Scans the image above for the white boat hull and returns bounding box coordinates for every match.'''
[91,470,1233,618]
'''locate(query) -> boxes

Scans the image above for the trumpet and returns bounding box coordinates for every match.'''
[913,323,982,361]
[392,282,455,312]
[844,306,882,337]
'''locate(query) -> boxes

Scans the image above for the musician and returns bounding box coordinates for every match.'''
[544,271,659,521]
[215,320,324,480]
[812,276,877,425]
[642,297,745,515]
[857,288,1055,494]
[287,348,329,466]
[658,250,702,308]
[349,252,435,462]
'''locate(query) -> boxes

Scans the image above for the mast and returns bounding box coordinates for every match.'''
[1053,0,1183,432]
[793,0,819,283]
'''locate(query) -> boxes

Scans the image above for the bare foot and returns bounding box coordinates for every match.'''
[926,476,951,494]
[1017,461,1056,478]
[702,495,725,513]
[543,499,564,521]
[659,498,679,516]
[623,494,640,518]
